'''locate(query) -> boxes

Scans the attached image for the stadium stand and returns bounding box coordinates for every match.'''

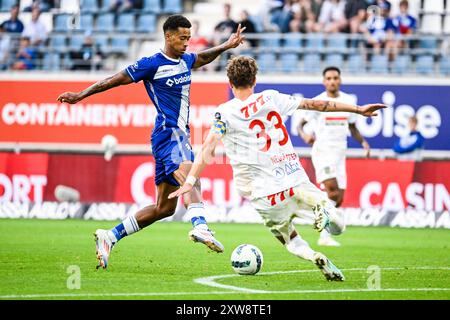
[0,0,448,75]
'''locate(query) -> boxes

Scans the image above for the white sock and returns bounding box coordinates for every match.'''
[185,203,209,230]
[320,228,331,239]
[285,235,316,261]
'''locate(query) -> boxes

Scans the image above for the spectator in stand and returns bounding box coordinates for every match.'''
[289,0,320,33]
[257,0,283,32]
[109,0,143,12]
[345,0,368,34]
[187,20,210,71]
[188,20,210,52]
[22,6,48,46]
[212,2,239,70]
[238,10,258,47]
[213,2,238,45]
[0,4,24,34]
[317,0,348,33]
[363,1,396,56]
[274,0,299,33]
[389,0,416,54]
[393,116,425,161]
[69,32,104,71]
[392,0,416,35]
[0,26,11,70]
[24,0,59,12]
[11,36,37,70]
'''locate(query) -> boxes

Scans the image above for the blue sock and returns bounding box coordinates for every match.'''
[111,223,127,242]
[109,215,140,244]
[191,216,208,230]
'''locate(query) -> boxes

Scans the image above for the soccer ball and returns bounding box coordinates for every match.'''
[230,244,263,275]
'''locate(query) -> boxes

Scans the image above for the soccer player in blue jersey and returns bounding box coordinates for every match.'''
[57,15,246,269]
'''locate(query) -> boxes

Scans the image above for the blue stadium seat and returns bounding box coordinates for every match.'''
[327,33,347,54]
[117,13,135,32]
[79,14,94,32]
[42,53,61,71]
[416,55,434,74]
[100,0,113,12]
[283,34,302,50]
[369,55,389,73]
[440,56,450,75]
[69,34,85,50]
[347,54,365,73]
[261,34,280,49]
[96,13,115,32]
[258,52,277,73]
[249,15,264,33]
[162,0,182,14]
[303,53,321,73]
[419,36,438,54]
[392,55,411,74]
[1,0,17,12]
[80,0,99,13]
[325,53,343,68]
[137,14,156,33]
[305,33,324,53]
[54,14,71,32]
[110,35,130,55]
[280,53,298,73]
[49,35,67,53]
[142,0,161,14]
[95,35,109,52]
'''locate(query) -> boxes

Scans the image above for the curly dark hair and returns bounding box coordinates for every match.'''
[226,56,258,88]
[163,15,192,33]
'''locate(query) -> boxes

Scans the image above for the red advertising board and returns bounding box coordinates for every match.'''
[0,152,449,212]
[0,80,228,145]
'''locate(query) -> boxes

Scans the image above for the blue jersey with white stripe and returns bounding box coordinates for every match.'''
[125,51,197,135]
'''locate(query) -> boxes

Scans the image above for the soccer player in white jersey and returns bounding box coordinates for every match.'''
[169,56,385,281]
[297,67,370,247]
[57,15,246,269]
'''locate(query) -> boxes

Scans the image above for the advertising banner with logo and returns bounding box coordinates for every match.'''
[0,80,227,146]
[1,80,449,151]
[257,83,450,151]
[1,153,449,227]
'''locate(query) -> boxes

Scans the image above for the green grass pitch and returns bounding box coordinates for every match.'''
[0,219,449,300]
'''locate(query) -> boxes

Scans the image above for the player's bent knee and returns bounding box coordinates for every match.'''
[155,205,176,218]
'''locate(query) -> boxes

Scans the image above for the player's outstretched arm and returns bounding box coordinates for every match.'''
[299,99,386,117]
[57,70,133,104]
[168,131,222,199]
[193,24,246,69]
[349,123,370,157]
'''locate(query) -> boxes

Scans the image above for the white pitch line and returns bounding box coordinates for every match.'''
[193,266,450,293]
[1,266,449,299]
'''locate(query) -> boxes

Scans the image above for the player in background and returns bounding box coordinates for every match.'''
[169,56,385,281]
[297,67,370,247]
[57,15,246,269]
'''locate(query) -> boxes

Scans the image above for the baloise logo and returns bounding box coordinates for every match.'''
[165,74,191,87]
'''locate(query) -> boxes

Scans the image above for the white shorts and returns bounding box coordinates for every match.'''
[311,146,347,189]
[250,180,331,244]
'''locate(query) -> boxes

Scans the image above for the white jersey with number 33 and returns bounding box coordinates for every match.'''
[213,90,309,200]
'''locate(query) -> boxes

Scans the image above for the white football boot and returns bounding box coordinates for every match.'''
[94,229,114,269]
[312,203,331,233]
[189,228,224,253]
[313,252,345,281]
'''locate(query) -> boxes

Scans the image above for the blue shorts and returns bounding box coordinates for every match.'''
[151,127,194,186]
